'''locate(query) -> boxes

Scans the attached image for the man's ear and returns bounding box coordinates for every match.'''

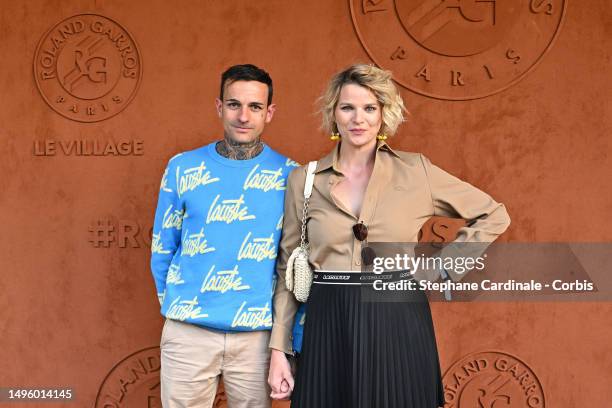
[265,103,277,123]
[215,98,223,117]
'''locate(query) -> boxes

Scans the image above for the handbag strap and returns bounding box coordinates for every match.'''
[299,161,317,248]
[304,161,317,198]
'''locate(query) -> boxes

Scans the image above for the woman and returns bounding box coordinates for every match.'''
[268,64,510,407]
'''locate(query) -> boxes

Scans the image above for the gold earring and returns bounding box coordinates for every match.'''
[377,134,388,141]
[330,132,341,141]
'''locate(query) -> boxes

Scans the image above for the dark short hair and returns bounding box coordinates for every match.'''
[219,64,273,105]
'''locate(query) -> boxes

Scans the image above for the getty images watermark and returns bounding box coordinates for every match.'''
[364,242,607,301]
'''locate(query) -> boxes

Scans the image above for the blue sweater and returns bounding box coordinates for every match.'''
[151,142,298,331]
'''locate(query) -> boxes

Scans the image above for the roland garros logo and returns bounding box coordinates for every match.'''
[34,14,142,122]
[350,0,567,100]
[442,351,545,408]
[95,346,228,408]
[95,347,161,408]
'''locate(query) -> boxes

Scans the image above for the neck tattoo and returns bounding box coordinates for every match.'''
[215,137,264,160]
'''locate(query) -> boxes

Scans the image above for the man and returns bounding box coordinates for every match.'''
[151,64,297,407]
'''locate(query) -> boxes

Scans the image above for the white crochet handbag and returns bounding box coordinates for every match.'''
[285,161,317,302]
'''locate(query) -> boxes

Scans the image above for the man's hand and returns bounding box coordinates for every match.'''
[268,349,294,400]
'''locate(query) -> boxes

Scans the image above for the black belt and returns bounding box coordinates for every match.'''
[312,270,415,285]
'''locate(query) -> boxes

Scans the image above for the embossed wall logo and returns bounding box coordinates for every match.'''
[95,347,161,408]
[351,1,566,100]
[34,14,142,122]
[443,351,545,408]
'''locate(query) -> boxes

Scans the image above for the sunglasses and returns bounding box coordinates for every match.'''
[352,222,376,266]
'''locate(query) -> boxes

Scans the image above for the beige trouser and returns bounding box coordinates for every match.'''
[160,319,271,408]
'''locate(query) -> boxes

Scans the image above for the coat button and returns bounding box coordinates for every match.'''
[355,259,361,266]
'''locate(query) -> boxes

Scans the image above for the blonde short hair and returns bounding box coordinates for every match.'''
[319,64,406,136]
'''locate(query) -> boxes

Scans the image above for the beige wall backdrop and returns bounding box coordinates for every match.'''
[1,0,611,407]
